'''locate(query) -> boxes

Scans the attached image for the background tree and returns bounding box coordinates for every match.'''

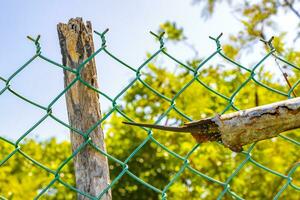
[105,52,299,199]
[1,1,300,199]
[104,1,300,198]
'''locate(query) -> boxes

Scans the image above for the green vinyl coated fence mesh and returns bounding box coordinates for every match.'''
[0,29,300,200]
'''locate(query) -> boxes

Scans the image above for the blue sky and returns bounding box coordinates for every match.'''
[0,0,298,142]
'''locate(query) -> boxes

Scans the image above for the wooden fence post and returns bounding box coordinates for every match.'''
[57,18,111,200]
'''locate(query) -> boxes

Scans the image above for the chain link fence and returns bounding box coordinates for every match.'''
[0,29,299,199]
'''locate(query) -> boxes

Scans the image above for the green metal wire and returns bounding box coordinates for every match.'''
[0,30,299,200]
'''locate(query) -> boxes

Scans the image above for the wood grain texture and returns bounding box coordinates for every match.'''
[124,97,300,152]
[57,18,111,200]
[216,97,300,151]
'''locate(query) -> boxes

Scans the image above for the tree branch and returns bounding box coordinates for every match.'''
[124,97,300,152]
[283,0,300,20]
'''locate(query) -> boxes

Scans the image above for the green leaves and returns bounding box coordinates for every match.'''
[158,22,185,42]
[0,139,75,200]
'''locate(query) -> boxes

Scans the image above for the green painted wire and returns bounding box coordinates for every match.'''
[0,30,299,200]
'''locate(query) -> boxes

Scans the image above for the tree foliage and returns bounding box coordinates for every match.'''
[1,1,300,199]
[0,139,75,199]
[104,57,300,199]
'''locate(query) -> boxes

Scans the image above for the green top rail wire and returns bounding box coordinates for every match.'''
[0,29,300,200]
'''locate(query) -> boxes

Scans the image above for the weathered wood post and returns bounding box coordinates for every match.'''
[57,18,111,199]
